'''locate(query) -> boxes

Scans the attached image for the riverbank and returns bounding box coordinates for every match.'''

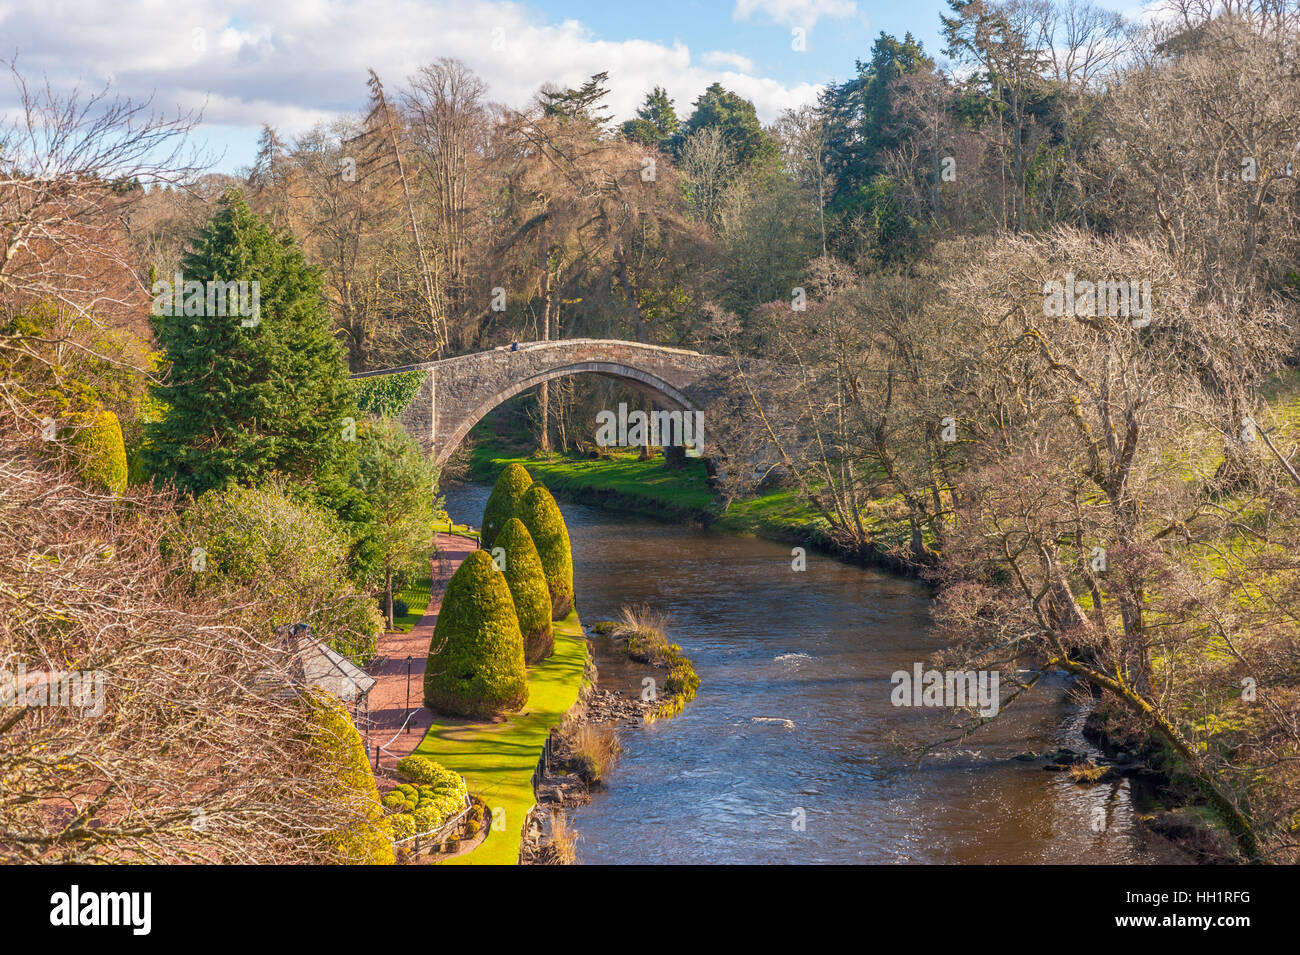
[459,442,1245,863]
[466,437,924,577]
[406,608,588,865]
[520,617,698,864]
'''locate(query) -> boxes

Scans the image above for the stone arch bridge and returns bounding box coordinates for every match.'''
[351,339,770,468]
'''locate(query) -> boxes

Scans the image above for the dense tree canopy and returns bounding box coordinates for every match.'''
[143,190,358,500]
[682,82,776,170]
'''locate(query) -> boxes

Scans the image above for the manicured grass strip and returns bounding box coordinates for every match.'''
[471,442,716,516]
[434,519,480,539]
[391,577,431,633]
[413,610,587,865]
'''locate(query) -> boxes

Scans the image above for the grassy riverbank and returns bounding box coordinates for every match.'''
[462,376,1300,861]
[465,434,927,571]
[411,609,588,865]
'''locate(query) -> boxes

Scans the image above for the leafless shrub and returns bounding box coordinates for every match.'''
[0,406,379,863]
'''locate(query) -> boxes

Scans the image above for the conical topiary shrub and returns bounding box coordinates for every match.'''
[423,549,528,718]
[306,695,395,865]
[518,484,574,620]
[68,408,128,496]
[494,518,554,663]
[480,463,533,549]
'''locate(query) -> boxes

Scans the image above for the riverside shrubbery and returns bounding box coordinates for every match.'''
[568,722,621,784]
[612,604,698,718]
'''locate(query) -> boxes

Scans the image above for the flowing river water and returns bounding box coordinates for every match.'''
[445,481,1181,864]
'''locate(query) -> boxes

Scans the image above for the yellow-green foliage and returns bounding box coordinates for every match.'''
[68,408,127,495]
[481,463,533,549]
[396,753,460,787]
[518,484,574,619]
[423,549,528,718]
[384,757,468,841]
[307,696,395,864]
[657,652,701,718]
[125,392,169,486]
[495,518,554,663]
[615,606,698,718]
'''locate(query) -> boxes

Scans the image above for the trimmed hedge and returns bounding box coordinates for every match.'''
[518,484,574,619]
[69,408,127,496]
[307,696,395,864]
[480,462,532,549]
[423,549,527,718]
[381,759,468,841]
[395,754,460,788]
[495,517,554,663]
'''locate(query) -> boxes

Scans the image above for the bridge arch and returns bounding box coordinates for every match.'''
[439,360,701,465]
[354,339,745,468]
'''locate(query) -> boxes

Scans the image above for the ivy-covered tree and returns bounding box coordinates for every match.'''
[143,189,358,500]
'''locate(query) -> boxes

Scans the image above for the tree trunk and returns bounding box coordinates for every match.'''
[539,263,552,454]
[385,566,394,630]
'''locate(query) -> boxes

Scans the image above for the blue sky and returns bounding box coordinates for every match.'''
[0,0,1087,174]
[542,0,957,86]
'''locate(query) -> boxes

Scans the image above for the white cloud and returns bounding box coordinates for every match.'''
[702,50,757,73]
[0,0,820,161]
[732,0,857,29]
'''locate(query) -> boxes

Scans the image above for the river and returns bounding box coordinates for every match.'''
[445,481,1180,864]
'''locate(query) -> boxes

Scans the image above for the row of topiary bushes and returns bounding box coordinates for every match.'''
[423,464,575,719]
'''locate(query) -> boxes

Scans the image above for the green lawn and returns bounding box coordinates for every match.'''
[390,577,432,633]
[413,610,588,865]
[433,518,480,540]
[469,433,920,556]
[470,440,716,519]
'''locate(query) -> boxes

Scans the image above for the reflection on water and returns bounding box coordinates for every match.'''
[445,481,1178,865]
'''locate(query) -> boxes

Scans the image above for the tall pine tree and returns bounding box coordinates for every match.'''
[144,189,358,500]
